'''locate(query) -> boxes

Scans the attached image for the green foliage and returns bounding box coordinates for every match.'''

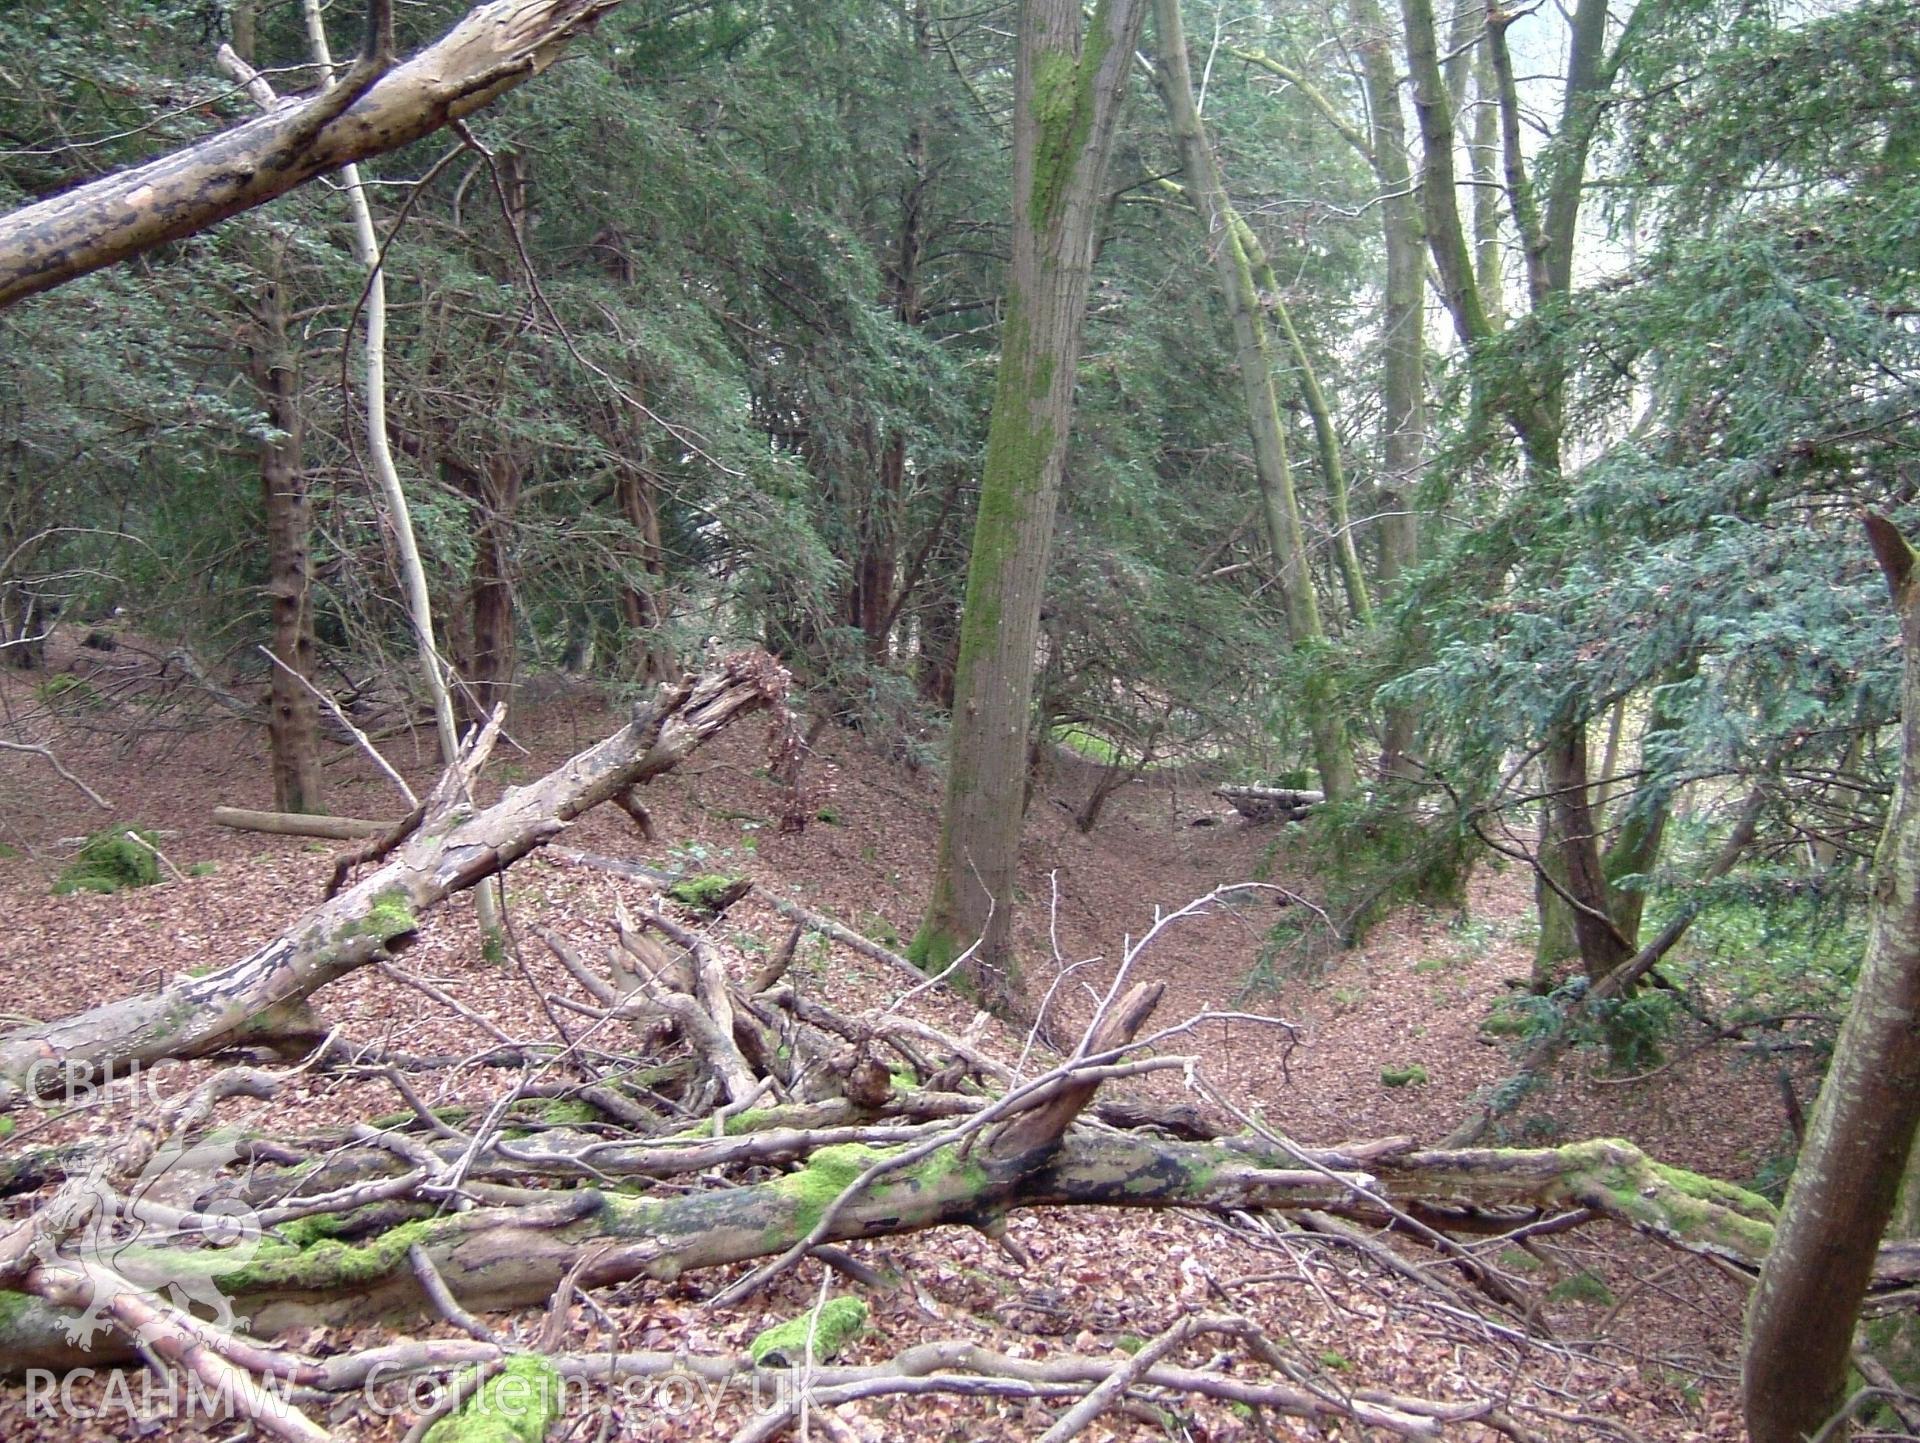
[1659,865,1865,1025]
[1491,977,1680,1074]
[1295,800,1475,945]
[53,827,159,896]
[1547,1272,1616,1307]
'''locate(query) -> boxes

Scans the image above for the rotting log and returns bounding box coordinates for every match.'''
[0,1123,1851,1373]
[0,654,788,1106]
[213,808,390,841]
[1214,784,1325,823]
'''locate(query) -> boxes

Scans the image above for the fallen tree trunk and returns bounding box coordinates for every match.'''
[0,654,788,1106]
[212,808,390,841]
[1215,783,1325,822]
[0,1119,1854,1374]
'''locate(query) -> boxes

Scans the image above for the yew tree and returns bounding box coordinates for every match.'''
[912,0,1152,1003]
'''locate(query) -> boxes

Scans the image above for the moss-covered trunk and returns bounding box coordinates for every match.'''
[916,0,1152,1002]
[0,1129,1811,1374]
[1744,517,1920,1443]
[1150,0,1357,802]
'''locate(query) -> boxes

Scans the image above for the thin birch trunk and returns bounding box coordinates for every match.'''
[301,0,498,936]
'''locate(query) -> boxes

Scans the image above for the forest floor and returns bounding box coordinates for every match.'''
[0,641,1815,1440]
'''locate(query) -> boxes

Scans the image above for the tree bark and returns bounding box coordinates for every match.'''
[455,453,522,727]
[914,0,1151,1002]
[248,254,324,815]
[1149,0,1357,802]
[1744,516,1920,1443]
[0,0,634,311]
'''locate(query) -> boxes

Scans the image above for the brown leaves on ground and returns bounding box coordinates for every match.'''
[0,657,1787,1440]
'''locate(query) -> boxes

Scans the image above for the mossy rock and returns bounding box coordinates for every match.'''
[1380,1064,1429,1088]
[54,827,161,895]
[748,1297,868,1367]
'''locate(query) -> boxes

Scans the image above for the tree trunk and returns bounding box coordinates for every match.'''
[1602,679,1690,946]
[916,582,960,708]
[914,0,1151,1003]
[1470,43,1506,330]
[1744,516,1920,1443]
[1266,291,1371,626]
[249,257,324,815]
[1544,714,1634,984]
[850,428,905,664]
[1341,0,1430,776]
[1532,797,1578,987]
[1149,0,1356,802]
[1399,0,1493,351]
[848,96,928,667]
[458,453,521,727]
[616,465,673,683]
[0,580,47,670]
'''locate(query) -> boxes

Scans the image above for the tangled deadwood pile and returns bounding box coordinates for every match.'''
[0,655,1887,1441]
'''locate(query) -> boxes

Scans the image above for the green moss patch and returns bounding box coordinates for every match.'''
[423,1355,562,1443]
[666,874,750,915]
[749,1297,868,1367]
[54,827,161,895]
[1548,1271,1616,1307]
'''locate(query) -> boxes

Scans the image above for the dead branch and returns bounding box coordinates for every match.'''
[0,654,786,1105]
[0,737,112,810]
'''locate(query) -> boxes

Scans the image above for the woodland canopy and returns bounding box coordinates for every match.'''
[1,1,1918,1440]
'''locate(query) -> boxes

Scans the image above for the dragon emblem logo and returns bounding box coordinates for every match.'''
[36,1137,261,1347]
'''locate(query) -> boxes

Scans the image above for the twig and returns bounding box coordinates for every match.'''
[410,1242,500,1343]
[260,644,418,808]
[0,737,111,809]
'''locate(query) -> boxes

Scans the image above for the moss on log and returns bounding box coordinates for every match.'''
[749,1297,868,1366]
